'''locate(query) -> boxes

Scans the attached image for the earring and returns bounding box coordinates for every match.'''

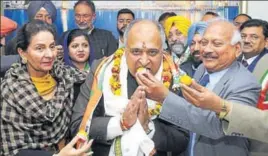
[21,57,27,64]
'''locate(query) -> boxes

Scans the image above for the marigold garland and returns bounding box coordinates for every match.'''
[109,48,124,96]
[109,48,172,116]
[148,60,172,116]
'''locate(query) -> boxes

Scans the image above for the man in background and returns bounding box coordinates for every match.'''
[158,12,176,50]
[239,18,268,156]
[180,21,208,77]
[239,19,268,77]
[163,15,191,67]
[61,0,117,61]
[116,8,135,48]
[0,16,20,78]
[0,16,17,50]
[5,1,62,57]
[201,11,219,21]
[233,13,252,29]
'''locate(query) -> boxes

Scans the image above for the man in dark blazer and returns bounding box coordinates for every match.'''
[116,8,135,48]
[136,19,261,156]
[60,0,117,61]
[239,19,268,156]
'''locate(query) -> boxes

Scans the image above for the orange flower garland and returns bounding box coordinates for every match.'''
[109,48,124,95]
[148,59,172,116]
[109,49,172,116]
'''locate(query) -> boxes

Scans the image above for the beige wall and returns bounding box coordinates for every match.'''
[247,1,268,22]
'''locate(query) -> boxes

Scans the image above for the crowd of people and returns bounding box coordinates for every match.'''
[0,0,267,156]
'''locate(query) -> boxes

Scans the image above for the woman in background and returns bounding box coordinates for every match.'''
[63,29,93,72]
[0,20,89,156]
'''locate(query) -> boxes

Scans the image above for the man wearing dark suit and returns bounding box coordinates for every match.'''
[60,0,117,61]
[116,8,135,48]
[136,19,261,156]
[71,20,189,156]
[239,19,268,156]
[239,19,268,76]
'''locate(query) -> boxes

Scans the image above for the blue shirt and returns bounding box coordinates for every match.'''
[190,67,229,156]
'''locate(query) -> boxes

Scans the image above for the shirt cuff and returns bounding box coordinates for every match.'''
[106,116,123,140]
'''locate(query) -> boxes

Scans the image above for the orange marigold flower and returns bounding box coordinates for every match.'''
[163,71,171,78]
[112,66,120,73]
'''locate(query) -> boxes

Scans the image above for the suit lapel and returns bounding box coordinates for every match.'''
[193,64,206,82]
[212,61,239,96]
[195,62,239,142]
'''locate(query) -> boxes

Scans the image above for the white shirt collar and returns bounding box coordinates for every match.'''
[242,54,259,66]
[87,26,95,35]
[118,38,124,48]
[205,68,229,90]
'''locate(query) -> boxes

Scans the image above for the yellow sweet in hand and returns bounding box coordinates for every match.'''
[180,74,192,86]
[137,67,146,73]
[77,130,88,141]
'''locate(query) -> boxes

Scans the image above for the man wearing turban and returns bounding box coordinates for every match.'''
[27,1,57,25]
[180,21,208,77]
[0,16,19,77]
[0,16,17,48]
[5,1,63,60]
[164,16,191,68]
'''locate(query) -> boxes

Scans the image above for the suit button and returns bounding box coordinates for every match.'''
[231,132,237,136]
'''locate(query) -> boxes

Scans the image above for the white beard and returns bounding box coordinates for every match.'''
[171,43,186,55]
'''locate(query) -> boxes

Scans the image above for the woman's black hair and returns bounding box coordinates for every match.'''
[16,19,56,51]
[67,29,89,47]
[63,29,93,68]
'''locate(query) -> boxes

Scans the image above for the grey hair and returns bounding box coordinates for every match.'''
[206,17,242,45]
[123,19,166,49]
[231,29,242,45]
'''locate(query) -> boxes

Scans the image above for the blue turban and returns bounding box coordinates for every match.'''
[187,21,208,45]
[27,1,57,23]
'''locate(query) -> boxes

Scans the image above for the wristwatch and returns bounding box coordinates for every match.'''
[218,100,228,119]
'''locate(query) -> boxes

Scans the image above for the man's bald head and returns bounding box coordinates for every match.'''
[206,20,241,45]
[123,19,166,77]
[124,19,166,48]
